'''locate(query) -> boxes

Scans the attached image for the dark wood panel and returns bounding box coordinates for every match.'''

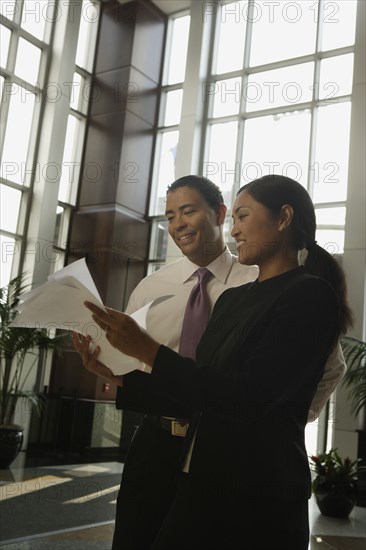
[91,66,159,126]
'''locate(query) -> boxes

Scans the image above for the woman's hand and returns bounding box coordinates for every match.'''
[84,302,160,367]
[72,332,123,386]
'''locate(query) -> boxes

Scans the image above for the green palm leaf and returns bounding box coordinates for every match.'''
[341,336,366,416]
[1,274,69,425]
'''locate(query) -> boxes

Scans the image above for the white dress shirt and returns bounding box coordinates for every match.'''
[125,247,346,422]
[125,248,258,352]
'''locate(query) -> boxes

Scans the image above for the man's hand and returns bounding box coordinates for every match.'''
[84,302,160,367]
[72,332,123,386]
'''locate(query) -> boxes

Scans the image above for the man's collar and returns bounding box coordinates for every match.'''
[180,246,236,284]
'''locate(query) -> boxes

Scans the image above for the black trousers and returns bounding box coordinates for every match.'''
[112,415,185,550]
[151,472,310,550]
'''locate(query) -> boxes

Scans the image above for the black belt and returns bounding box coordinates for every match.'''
[160,417,189,437]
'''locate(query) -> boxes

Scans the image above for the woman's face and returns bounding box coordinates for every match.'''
[231,190,283,266]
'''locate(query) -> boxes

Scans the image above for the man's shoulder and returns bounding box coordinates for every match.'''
[130,258,183,296]
[126,258,184,313]
[141,257,184,283]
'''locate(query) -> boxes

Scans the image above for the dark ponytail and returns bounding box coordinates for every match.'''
[238,174,353,335]
[304,244,353,335]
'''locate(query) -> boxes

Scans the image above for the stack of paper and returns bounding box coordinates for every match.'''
[10,258,161,375]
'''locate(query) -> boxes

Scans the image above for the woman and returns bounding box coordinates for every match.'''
[85,175,352,549]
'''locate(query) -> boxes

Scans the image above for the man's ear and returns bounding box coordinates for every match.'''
[278,204,294,231]
[216,203,227,225]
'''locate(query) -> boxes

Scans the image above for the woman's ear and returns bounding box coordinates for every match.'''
[278,204,294,231]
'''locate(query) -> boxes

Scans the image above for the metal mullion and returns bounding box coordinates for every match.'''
[52,244,67,253]
[209,101,312,124]
[201,48,355,91]
[17,0,54,49]
[206,113,239,125]
[155,123,180,133]
[18,27,49,51]
[234,0,255,198]
[317,94,352,107]
[57,199,72,210]
[69,107,86,122]
[0,73,41,93]
[68,115,86,206]
[148,259,166,264]
[209,56,313,84]
[307,2,323,198]
[161,82,184,93]
[0,228,22,240]
[209,69,245,82]
[317,45,354,60]
[0,228,22,279]
[17,4,58,274]
[0,8,49,165]
[15,179,31,235]
[232,112,244,198]
[0,179,29,192]
[156,82,184,127]
[75,65,93,80]
[0,67,11,78]
[0,9,20,153]
[314,201,346,209]
[0,16,17,35]
[55,204,72,250]
[247,53,316,76]
[208,91,353,126]
[161,15,175,87]
[197,0,218,175]
[208,0,221,78]
[0,0,22,27]
[317,225,345,230]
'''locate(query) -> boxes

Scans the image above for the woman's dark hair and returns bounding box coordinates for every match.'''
[238,174,353,334]
[167,175,224,210]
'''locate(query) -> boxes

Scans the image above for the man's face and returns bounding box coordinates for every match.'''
[165,186,226,266]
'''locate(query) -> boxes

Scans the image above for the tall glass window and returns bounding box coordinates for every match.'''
[147,0,359,455]
[148,12,191,272]
[202,0,357,257]
[0,0,100,285]
[52,0,100,272]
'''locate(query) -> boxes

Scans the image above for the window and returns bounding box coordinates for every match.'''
[0,0,100,286]
[202,0,357,257]
[0,0,54,285]
[54,0,99,269]
[148,12,191,272]
[201,1,358,454]
[147,0,360,455]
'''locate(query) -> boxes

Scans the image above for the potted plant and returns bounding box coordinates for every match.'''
[341,336,366,418]
[0,274,68,468]
[341,335,366,506]
[310,448,366,518]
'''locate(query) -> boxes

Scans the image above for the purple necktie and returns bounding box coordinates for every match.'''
[179,268,212,360]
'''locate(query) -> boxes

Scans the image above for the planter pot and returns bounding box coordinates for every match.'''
[0,424,23,468]
[314,482,358,518]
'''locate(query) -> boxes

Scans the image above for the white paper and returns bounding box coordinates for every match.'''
[18,258,103,307]
[10,259,173,375]
[48,258,102,303]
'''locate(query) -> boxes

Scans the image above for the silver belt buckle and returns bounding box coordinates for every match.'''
[171,420,188,437]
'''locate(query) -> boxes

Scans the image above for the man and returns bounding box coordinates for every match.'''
[74,175,345,550]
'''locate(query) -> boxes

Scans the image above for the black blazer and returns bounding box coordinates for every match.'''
[146,268,340,500]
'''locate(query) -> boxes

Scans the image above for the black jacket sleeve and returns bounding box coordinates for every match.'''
[148,277,339,418]
[115,369,192,418]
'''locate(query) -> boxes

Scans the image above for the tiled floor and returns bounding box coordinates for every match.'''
[0,457,365,549]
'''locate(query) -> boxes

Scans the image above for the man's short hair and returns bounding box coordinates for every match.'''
[167,175,224,210]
